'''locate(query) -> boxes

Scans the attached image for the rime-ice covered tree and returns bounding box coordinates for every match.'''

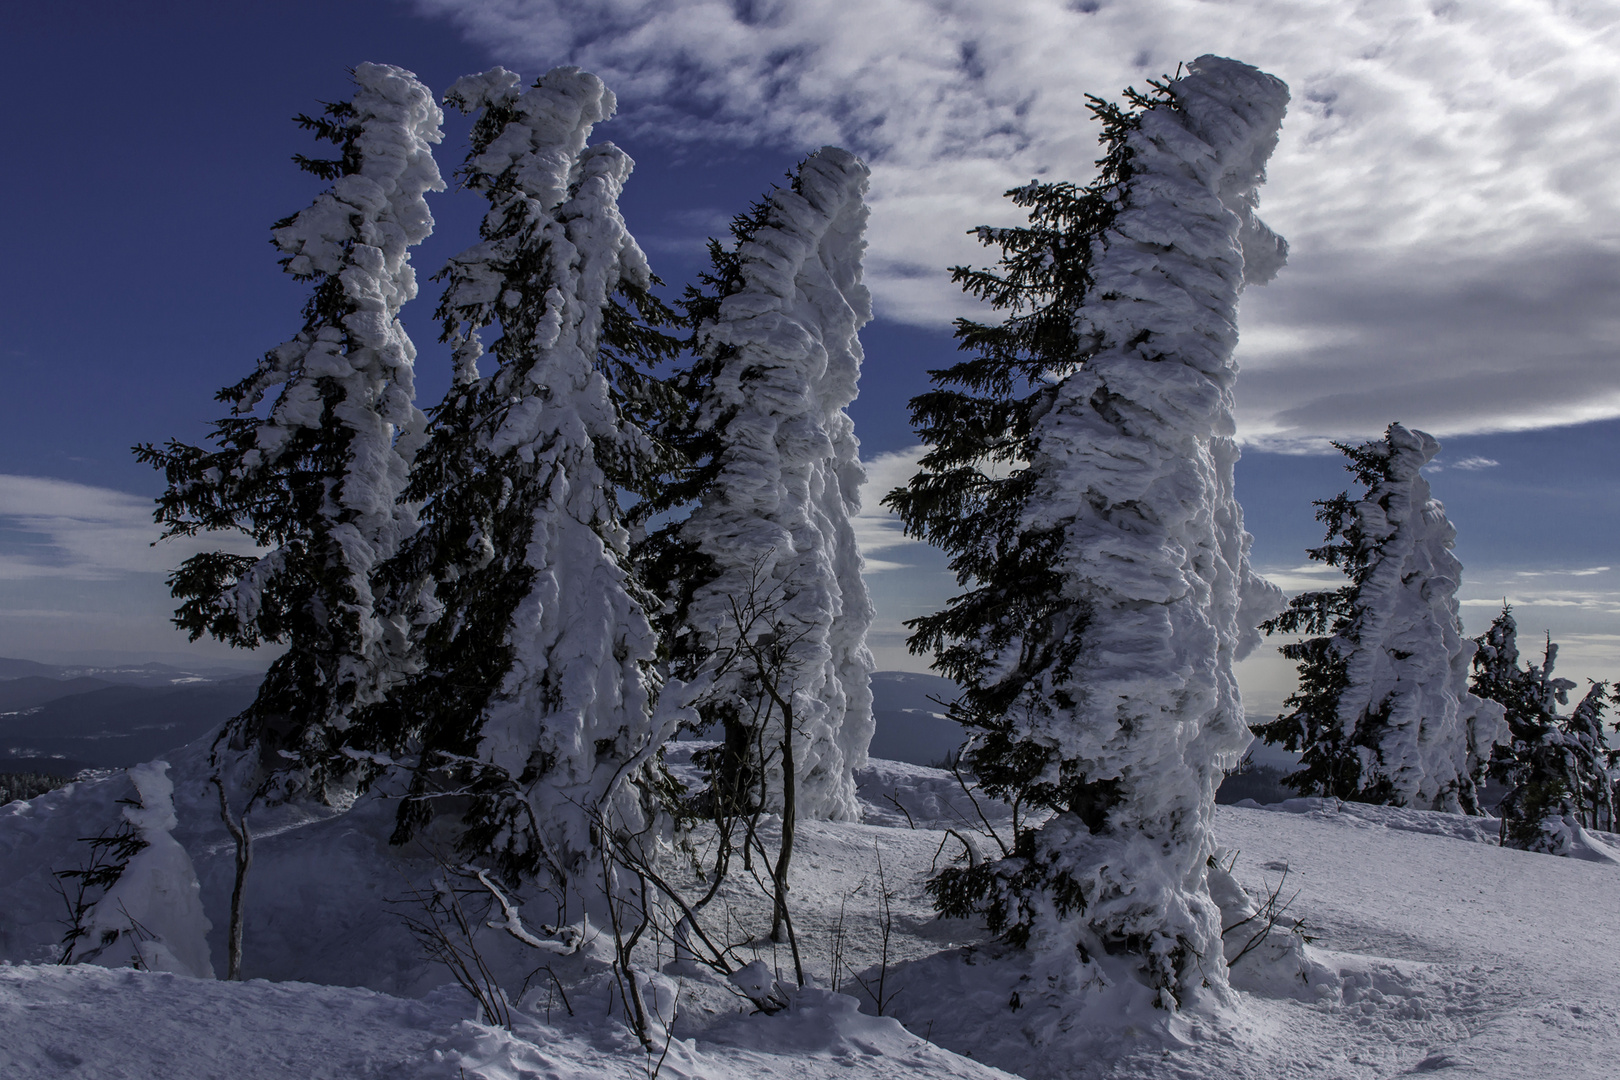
[1255,424,1506,812]
[363,67,686,894]
[889,57,1288,1007]
[1564,680,1615,831]
[136,64,443,803]
[647,148,875,824]
[1472,606,1614,850]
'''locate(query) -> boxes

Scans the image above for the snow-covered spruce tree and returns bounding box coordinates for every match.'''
[1254,424,1506,811]
[1471,606,1614,850]
[135,64,443,802]
[646,148,875,825]
[361,67,687,895]
[888,57,1288,1007]
[1565,679,1615,831]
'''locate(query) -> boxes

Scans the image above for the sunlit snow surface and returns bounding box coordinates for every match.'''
[2,749,1617,1078]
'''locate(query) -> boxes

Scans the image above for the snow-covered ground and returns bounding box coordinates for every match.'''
[2,748,1614,1078]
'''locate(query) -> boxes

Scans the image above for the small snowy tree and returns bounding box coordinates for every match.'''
[1566,680,1615,831]
[1561,680,1613,835]
[1472,606,1614,850]
[364,68,687,897]
[59,763,214,978]
[1255,424,1506,812]
[135,63,443,802]
[890,57,1289,1008]
[647,148,875,826]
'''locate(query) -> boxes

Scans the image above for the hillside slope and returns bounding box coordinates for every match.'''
[0,749,1614,1078]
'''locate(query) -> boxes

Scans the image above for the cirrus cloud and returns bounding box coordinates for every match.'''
[0,474,259,581]
[417,0,1620,445]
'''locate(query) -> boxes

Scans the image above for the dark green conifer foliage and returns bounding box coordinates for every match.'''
[637,195,780,678]
[1471,606,1616,848]
[637,175,815,818]
[649,203,772,815]
[883,82,1175,937]
[1564,680,1615,830]
[134,78,435,806]
[353,81,685,886]
[1252,431,1417,802]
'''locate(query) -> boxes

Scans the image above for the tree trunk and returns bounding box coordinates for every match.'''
[770,701,796,944]
[213,777,252,980]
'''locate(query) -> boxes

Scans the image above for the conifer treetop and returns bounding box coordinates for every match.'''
[370,66,687,889]
[1472,608,1612,851]
[135,64,443,806]
[241,62,444,421]
[895,56,1291,1007]
[679,145,876,822]
[1258,423,1506,810]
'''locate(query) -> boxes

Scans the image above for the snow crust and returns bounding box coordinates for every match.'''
[683,146,876,821]
[1012,55,1288,1001]
[1332,425,1507,810]
[5,745,1620,1078]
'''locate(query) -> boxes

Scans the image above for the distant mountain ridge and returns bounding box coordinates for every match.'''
[0,676,119,715]
[0,656,261,686]
[0,657,264,776]
[868,671,963,767]
[0,665,1277,802]
[0,666,961,776]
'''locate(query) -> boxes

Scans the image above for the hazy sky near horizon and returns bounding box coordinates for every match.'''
[2,0,1618,709]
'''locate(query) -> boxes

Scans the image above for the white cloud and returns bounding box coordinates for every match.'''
[1253,563,1350,593]
[1459,595,1596,609]
[1514,566,1612,578]
[1428,454,1501,472]
[1457,564,1620,626]
[852,446,929,571]
[0,474,273,664]
[420,0,1620,443]
[0,474,259,581]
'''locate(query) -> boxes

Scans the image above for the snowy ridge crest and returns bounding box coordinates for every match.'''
[685,146,877,822]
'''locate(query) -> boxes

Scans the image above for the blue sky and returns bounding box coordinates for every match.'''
[2,0,1617,712]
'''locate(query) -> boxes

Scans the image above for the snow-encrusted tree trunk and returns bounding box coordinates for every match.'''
[1256,424,1506,811]
[892,57,1288,1008]
[136,64,443,803]
[663,149,875,824]
[369,67,688,897]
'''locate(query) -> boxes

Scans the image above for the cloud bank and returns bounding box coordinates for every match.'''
[418,0,1620,444]
[0,474,259,581]
[851,447,929,572]
[0,475,265,662]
